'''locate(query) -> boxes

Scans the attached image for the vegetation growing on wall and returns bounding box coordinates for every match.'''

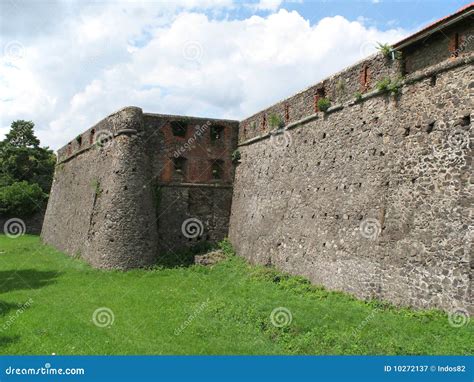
[354,91,363,102]
[268,114,285,130]
[376,77,403,95]
[91,179,102,197]
[376,42,402,60]
[232,149,241,163]
[317,97,331,112]
[335,79,346,99]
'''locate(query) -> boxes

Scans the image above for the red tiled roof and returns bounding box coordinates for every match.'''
[394,2,474,48]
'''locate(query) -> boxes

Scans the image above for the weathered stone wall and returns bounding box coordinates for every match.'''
[229,53,473,312]
[144,114,238,255]
[401,19,474,74]
[41,8,472,311]
[154,184,233,254]
[239,54,401,143]
[42,109,239,267]
[42,107,158,269]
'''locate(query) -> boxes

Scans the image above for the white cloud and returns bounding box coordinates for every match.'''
[251,0,284,11]
[0,3,407,150]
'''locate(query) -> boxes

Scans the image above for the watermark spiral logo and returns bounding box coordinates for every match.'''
[359,218,381,241]
[4,41,26,61]
[359,40,378,59]
[270,307,293,328]
[448,308,470,328]
[270,131,292,149]
[181,218,204,239]
[3,218,26,239]
[92,307,115,328]
[94,130,114,148]
[182,41,203,62]
[447,129,470,150]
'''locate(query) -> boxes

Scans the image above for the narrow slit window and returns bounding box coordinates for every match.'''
[361,65,369,90]
[451,32,460,57]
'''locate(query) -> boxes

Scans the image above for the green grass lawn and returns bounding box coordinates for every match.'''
[0,235,472,355]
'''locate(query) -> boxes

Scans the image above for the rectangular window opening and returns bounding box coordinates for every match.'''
[173,157,187,175]
[171,121,188,137]
[210,125,225,142]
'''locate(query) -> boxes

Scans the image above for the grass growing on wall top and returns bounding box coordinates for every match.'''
[0,235,472,355]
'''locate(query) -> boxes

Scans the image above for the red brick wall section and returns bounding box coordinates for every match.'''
[153,117,238,184]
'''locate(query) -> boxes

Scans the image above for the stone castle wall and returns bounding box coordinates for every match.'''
[42,108,239,268]
[143,114,238,255]
[42,107,158,268]
[229,33,473,312]
[42,9,472,311]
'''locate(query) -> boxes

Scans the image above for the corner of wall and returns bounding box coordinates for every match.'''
[42,106,158,269]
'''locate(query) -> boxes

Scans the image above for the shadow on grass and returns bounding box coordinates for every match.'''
[155,242,214,268]
[0,301,25,317]
[0,270,61,293]
[0,335,20,348]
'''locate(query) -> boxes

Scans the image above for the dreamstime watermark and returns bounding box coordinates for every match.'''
[359,218,381,241]
[451,34,474,58]
[94,130,115,149]
[269,130,292,150]
[181,218,204,239]
[431,124,470,164]
[92,307,115,328]
[270,307,292,328]
[3,218,26,238]
[182,40,203,62]
[448,308,470,328]
[447,129,470,150]
[5,364,84,376]
[3,40,26,61]
[0,298,33,332]
[174,298,210,336]
[359,40,378,59]
[173,121,211,158]
[349,307,381,340]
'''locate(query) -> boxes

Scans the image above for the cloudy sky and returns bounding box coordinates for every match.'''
[0,0,468,150]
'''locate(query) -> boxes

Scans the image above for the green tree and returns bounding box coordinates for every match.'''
[0,120,56,217]
[0,120,55,193]
[5,120,40,147]
[0,181,46,216]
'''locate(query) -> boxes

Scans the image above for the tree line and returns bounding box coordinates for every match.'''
[0,121,55,217]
